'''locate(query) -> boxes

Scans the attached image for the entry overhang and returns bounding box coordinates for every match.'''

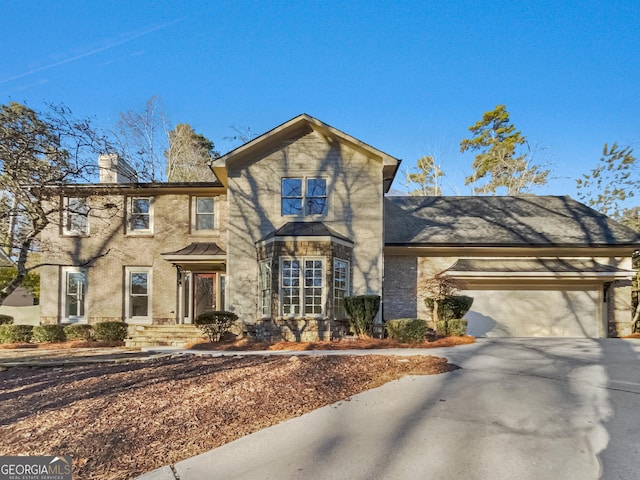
[161,242,227,270]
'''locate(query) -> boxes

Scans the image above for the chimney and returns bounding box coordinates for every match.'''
[98,154,138,183]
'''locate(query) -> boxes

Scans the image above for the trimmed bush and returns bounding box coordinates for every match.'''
[64,324,94,341]
[93,322,129,342]
[0,314,14,325]
[195,311,239,342]
[344,295,380,337]
[425,295,474,322]
[0,325,33,343]
[436,319,468,337]
[386,318,432,343]
[32,325,67,343]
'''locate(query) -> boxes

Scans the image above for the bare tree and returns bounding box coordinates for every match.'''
[0,102,113,304]
[114,96,171,182]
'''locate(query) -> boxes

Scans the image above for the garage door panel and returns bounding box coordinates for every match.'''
[464,289,600,338]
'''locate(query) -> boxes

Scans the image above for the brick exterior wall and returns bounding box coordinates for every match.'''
[39,188,227,325]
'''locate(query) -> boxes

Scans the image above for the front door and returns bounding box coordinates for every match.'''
[181,272,226,323]
[194,273,216,318]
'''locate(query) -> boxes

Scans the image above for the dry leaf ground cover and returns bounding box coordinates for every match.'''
[0,341,463,480]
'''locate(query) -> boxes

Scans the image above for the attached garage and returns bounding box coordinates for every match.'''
[463,287,601,338]
[384,196,640,338]
[448,258,632,338]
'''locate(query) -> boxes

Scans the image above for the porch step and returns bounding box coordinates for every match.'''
[125,324,206,348]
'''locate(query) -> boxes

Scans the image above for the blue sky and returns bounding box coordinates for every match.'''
[2,0,639,197]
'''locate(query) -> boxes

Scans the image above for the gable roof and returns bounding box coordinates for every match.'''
[384,196,640,248]
[211,114,400,192]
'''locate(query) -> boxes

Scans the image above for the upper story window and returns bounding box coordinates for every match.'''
[193,196,216,231]
[63,197,89,236]
[127,197,154,234]
[281,178,327,216]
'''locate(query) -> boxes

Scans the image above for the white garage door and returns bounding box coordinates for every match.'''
[464,289,601,337]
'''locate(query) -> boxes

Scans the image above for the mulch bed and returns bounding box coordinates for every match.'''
[0,353,457,479]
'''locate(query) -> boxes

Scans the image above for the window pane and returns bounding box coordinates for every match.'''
[306,198,327,215]
[282,198,303,215]
[133,199,149,214]
[132,215,150,230]
[282,178,302,197]
[306,179,327,215]
[131,296,148,316]
[130,273,148,295]
[306,178,326,196]
[197,197,214,213]
[66,197,89,234]
[196,214,215,230]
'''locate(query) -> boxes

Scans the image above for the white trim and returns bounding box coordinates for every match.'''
[125,267,153,324]
[126,196,154,235]
[191,195,219,233]
[333,258,350,319]
[61,266,87,323]
[281,177,329,218]
[62,197,90,236]
[259,261,271,318]
[279,256,326,318]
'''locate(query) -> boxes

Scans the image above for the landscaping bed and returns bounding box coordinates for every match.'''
[0,351,458,479]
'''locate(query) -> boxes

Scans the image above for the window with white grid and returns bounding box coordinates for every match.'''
[280,257,325,317]
[333,259,349,319]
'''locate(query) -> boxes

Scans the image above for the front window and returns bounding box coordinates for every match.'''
[259,261,271,317]
[63,197,89,235]
[281,178,327,216]
[63,267,87,321]
[194,196,215,231]
[128,197,153,233]
[126,267,152,321]
[334,259,349,319]
[280,257,325,317]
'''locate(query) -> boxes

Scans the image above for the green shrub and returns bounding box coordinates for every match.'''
[32,325,67,343]
[344,295,380,337]
[436,319,468,337]
[93,322,129,342]
[425,295,474,321]
[195,311,239,342]
[0,314,14,325]
[0,325,33,343]
[386,318,433,343]
[64,324,94,341]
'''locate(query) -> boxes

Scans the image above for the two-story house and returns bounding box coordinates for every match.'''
[39,114,640,341]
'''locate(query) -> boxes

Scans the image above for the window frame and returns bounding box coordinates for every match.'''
[191,196,217,232]
[333,258,350,320]
[279,256,325,318]
[259,261,271,318]
[281,177,328,217]
[125,267,152,323]
[62,196,90,236]
[127,196,154,235]
[62,266,88,323]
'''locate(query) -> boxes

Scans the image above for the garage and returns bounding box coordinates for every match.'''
[463,287,602,337]
[447,258,634,338]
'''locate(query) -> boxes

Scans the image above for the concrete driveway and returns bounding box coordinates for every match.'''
[142,338,640,480]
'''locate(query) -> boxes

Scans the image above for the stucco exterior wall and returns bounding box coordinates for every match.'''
[40,189,227,324]
[227,130,384,325]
